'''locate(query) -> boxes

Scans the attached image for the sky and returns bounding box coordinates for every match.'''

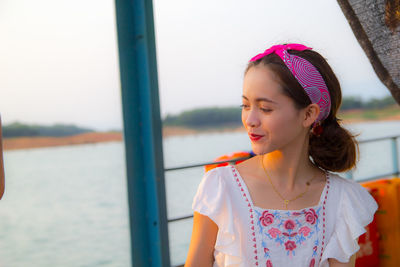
[0,0,392,131]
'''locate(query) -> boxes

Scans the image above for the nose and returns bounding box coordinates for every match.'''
[244,108,260,128]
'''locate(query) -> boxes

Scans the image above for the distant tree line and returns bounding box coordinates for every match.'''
[340,95,396,110]
[2,122,94,138]
[163,96,397,128]
[163,107,242,129]
[2,96,396,136]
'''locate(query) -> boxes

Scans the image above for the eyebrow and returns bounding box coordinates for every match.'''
[242,95,278,104]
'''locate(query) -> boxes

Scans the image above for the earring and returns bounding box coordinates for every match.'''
[311,121,323,137]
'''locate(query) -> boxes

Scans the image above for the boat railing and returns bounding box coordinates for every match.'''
[166,134,400,266]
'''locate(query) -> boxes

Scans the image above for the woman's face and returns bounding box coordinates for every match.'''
[241,65,307,155]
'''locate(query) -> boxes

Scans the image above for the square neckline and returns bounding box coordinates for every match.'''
[230,164,330,212]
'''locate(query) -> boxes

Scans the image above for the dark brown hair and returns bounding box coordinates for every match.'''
[245,48,359,173]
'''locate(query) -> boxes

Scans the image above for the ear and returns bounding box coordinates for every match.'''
[302,103,320,128]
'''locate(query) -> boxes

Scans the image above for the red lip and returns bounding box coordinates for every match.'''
[248,133,264,141]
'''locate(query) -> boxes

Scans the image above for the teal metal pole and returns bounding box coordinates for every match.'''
[114,0,170,266]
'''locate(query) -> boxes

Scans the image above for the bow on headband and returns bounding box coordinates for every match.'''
[249,43,331,125]
[250,44,312,62]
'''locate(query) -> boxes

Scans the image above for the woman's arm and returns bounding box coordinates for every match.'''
[185,211,218,267]
[0,115,5,199]
[328,253,356,267]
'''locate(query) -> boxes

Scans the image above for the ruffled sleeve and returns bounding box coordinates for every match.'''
[320,178,378,265]
[192,167,243,266]
[192,168,227,225]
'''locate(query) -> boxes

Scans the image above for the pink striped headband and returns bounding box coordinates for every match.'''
[250,44,331,125]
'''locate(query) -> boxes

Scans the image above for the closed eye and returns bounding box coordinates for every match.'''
[261,108,272,113]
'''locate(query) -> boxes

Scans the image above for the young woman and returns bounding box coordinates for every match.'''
[185,44,378,267]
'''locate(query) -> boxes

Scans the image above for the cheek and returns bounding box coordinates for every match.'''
[266,112,297,135]
[241,110,248,127]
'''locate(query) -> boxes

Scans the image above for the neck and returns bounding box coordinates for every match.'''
[261,137,317,191]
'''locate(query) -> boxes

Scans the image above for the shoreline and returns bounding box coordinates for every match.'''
[3,115,400,151]
[3,132,123,151]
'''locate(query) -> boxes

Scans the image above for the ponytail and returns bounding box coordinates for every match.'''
[309,117,360,172]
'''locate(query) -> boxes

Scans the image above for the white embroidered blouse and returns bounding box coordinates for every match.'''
[191,165,378,267]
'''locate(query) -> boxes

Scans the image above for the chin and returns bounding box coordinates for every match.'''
[251,144,270,156]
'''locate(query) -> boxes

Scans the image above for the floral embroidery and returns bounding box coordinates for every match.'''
[231,165,330,266]
[284,240,297,252]
[256,207,323,261]
[268,228,281,238]
[305,208,318,224]
[260,211,274,226]
[284,219,295,230]
[282,232,297,238]
[299,226,311,237]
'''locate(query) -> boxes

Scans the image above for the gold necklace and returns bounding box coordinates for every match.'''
[261,155,318,210]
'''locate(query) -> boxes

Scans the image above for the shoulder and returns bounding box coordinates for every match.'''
[327,172,357,188]
[192,165,235,206]
[328,172,377,208]
[327,172,378,232]
[192,165,236,225]
[199,165,235,188]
